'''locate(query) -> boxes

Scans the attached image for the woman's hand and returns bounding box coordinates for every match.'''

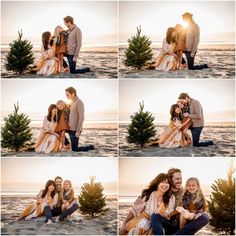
[119,224,127,235]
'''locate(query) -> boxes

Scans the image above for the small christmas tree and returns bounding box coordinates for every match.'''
[5,30,35,75]
[208,161,235,235]
[78,176,106,217]
[1,103,32,152]
[125,26,153,70]
[127,101,156,147]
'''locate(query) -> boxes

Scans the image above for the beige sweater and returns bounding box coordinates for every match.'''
[185,21,200,54]
[67,24,82,59]
[69,97,84,133]
[186,98,204,127]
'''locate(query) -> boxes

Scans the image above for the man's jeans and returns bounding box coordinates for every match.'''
[191,127,214,147]
[59,203,79,221]
[184,51,208,70]
[68,130,94,152]
[151,214,179,235]
[66,55,90,74]
[176,213,209,235]
[44,206,54,222]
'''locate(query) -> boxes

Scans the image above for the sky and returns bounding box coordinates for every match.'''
[119,1,235,44]
[1,158,117,194]
[1,80,118,122]
[119,80,235,123]
[119,157,234,196]
[1,1,118,46]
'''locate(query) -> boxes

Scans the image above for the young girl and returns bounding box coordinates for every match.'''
[176,177,208,229]
[35,104,60,154]
[175,24,186,68]
[54,26,68,73]
[17,180,58,224]
[61,180,77,212]
[177,100,192,145]
[55,100,70,150]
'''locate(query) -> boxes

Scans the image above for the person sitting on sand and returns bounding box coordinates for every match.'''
[55,100,70,150]
[54,26,69,73]
[158,104,190,148]
[119,173,175,235]
[17,180,58,224]
[182,12,208,70]
[176,177,208,229]
[36,31,59,76]
[35,104,60,154]
[177,100,192,145]
[155,27,179,71]
[175,24,186,69]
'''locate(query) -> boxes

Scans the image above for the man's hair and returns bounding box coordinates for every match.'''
[54,176,63,182]
[64,16,74,24]
[178,93,190,99]
[167,168,181,182]
[65,87,77,96]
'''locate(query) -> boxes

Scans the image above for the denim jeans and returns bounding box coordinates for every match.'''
[66,55,90,74]
[44,206,53,222]
[151,214,179,235]
[59,203,79,221]
[175,213,209,235]
[184,51,208,70]
[68,130,94,152]
[191,127,214,147]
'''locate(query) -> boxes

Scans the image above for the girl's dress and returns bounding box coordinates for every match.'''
[35,116,60,154]
[125,191,175,235]
[159,119,183,148]
[62,188,78,209]
[155,38,178,71]
[55,109,69,133]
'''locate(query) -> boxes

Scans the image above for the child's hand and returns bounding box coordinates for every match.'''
[65,202,70,208]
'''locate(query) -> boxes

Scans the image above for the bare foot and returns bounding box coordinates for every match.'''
[46,219,53,224]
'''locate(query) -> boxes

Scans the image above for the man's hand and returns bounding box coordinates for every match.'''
[183,113,189,118]
[73,56,77,62]
[75,131,81,138]
[190,52,195,57]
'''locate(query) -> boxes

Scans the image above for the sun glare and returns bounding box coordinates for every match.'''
[182,21,188,28]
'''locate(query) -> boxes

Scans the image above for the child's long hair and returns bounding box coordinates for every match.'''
[184,177,208,211]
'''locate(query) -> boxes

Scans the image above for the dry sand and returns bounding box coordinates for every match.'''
[119,46,235,79]
[1,196,118,235]
[119,124,235,157]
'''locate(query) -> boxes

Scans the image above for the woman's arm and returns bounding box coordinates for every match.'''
[119,211,135,235]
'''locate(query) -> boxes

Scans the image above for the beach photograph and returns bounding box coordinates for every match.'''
[119,1,235,78]
[119,157,235,235]
[119,80,235,157]
[1,80,118,157]
[1,158,118,235]
[1,1,118,79]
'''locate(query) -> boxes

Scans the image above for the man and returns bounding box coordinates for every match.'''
[44,176,79,223]
[182,12,208,70]
[65,87,94,152]
[151,168,209,235]
[178,92,214,147]
[64,15,90,74]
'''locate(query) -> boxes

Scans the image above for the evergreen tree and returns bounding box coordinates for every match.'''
[127,101,156,147]
[208,161,235,235]
[1,103,32,152]
[78,176,106,217]
[125,26,153,70]
[5,30,35,75]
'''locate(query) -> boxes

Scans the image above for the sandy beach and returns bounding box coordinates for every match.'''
[119,46,235,79]
[1,195,118,235]
[1,47,118,79]
[118,201,217,235]
[1,126,118,157]
[119,124,235,157]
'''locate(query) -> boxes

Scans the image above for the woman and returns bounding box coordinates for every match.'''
[36,31,59,76]
[159,104,189,148]
[35,104,60,154]
[17,180,58,224]
[119,173,175,235]
[155,27,179,71]
[175,24,186,69]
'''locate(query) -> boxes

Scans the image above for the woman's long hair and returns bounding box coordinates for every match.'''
[42,31,51,51]
[170,104,182,122]
[141,173,171,207]
[47,104,57,122]
[166,27,177,44]
[41,180,56,198]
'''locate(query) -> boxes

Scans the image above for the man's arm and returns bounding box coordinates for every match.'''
[76,99,84,137]
[191,25,200,56]
[184,101,202,119]
[73,28,82,61]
